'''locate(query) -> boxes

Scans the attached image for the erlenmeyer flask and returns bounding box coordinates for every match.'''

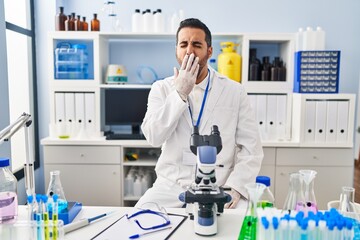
[238,182,266,240]
[283,172,306,213]
[339,186,359,220]
[47,170,68,213]
[299,169,318,213]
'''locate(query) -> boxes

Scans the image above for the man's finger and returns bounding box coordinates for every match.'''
[185,53,195,71]
[180,54,189,70]
[173,67,179,78]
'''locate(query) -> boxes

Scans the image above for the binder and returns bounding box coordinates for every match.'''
[276,95,287,140]
[256,95,267,141]
[248,94,257,119]
[315,100,327,142]
[304,100,316,142]
[325,101,338,142]
[84,92,96,137]
[266,95,277,141]
[75,93,85,129]
[336,100,349,142]
[54,92,67,138]
[65,93,75,138]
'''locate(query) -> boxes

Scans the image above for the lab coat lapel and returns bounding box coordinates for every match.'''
[199,74,224,133]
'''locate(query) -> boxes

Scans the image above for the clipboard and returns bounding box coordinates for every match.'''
[91,211,187,240]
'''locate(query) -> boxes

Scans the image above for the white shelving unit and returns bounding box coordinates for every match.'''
[42,32,356,208]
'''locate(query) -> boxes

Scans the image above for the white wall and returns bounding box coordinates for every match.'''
[34,0,360,192]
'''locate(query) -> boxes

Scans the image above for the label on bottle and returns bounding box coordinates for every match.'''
[0,192,18,222]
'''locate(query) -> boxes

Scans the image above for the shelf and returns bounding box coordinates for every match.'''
[123,196,141,201]
[123,159,157,166]
[99,84,152,89]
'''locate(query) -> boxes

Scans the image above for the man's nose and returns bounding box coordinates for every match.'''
[186,46,194,55]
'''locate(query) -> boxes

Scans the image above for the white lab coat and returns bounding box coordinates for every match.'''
[140,68,263,206]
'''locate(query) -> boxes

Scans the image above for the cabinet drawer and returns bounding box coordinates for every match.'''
[44,146,121,164]
[263,147,275,165]
[276,148,353,166]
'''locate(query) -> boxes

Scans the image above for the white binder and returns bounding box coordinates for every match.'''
[84,92,96,137]
[304,100,316,142]
[256,95,267,141]
[64,93,75,137]
[336,100,349,142]
[315,100,327,142]
[276,95,287,141]
[266,95,277,141]
[248,94,257,119]
[75,93,85,128]
[54,92,66,138]
[325,101,338,142]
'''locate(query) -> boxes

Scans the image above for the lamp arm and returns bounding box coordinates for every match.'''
[0,112,31,144]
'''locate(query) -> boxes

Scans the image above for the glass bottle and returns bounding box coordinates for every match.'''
[261,56,271,81]
[271,57,280,81]
[55,6,67,31]
[75,15,82,31]
[65,13,75,31]
[238,182,266,240]
[82,17,88,31]
[46,170,68,213]
[256,176,275,208]
[283,172,306,213]
[0,158,18,223]
[299,169,318,213]
[248,48,261,81]
[278,60,286,82]
[91,13,100,31]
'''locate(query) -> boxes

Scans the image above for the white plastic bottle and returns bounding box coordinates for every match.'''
[142,9,153,33]
[154,9,165,33]
[170,12,179,33]
[295,27,304,52]
[0,158,18,223]
[125,174,134,196]
[303,26,316,51]
[131,9,142,32]
[133,177,142,196]
[315,26,326,50]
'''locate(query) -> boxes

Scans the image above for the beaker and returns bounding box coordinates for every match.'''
[299,169,318,213]
[238,182,266,240]
[339,186,359,220]
[46,171,68,213]
[283,172,306,213]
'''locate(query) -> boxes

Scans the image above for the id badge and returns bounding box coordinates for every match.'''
[182,149,197,166]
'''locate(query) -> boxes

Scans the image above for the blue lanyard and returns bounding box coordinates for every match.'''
[188,69,211,128]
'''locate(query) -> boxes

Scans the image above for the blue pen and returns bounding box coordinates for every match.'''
[129,226,172,239]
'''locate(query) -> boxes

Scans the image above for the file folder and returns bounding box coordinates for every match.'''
[304,100,316,142]
[325,101,338,142]
[276,95,287,140]
[256,95,267,141]
[336,100,349,142]
[84,92,96,137]
[248,94,257,119]
[315,100,327,142]
[266,95,277,141]
[65,93,75,138]
[75,93,86,130]
[54,92,67,138]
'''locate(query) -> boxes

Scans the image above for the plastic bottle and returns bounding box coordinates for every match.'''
[302,27,316,51]
[170,12,180,33]
[82,16,88,31]
[46,170,68,213]
[131,9,142,32]
[124,174,134,196]
[256,176,275,208]
[142,9,152,33]
[133,177,142,196]
[55,6,67,31]
[218,42,242,82]
[91,13,100,31]
[0,158,18,223]
[154,9,165,33]
[208,58,217,71]
[295,27,304,52]
[315,26,326,50]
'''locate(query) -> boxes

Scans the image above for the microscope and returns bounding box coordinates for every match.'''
[179,125,231,236]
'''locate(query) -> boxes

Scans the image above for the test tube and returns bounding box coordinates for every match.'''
[42,195,50,240]
[52,194,59,240]
[27,195,34,222]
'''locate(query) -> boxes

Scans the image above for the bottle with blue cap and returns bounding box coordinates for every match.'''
[256,176,275,208]
[0,157,18,223]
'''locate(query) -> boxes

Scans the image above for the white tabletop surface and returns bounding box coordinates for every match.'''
[18,205,246,240]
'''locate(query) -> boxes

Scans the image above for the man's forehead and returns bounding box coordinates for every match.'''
[178,28,206,42]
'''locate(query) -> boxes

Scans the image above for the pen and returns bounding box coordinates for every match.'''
[63,212,115,234]
[129,226,172,239]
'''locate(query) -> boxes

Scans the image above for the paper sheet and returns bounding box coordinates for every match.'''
[91,209,187,240]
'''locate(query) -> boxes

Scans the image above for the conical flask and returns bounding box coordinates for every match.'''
[238,182,266,240]
[339,186,359,220]
[283,172,306,213]
[299,169,318,213]
[46,170,68,213]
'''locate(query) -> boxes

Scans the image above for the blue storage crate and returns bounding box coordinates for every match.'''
[294,51,340,93]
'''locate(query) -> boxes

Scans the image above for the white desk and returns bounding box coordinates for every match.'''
[18,206,246,239]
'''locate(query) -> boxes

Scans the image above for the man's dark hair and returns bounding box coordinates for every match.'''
[176,18,212,47]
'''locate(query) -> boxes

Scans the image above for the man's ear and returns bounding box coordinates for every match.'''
[208,46,213,59]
